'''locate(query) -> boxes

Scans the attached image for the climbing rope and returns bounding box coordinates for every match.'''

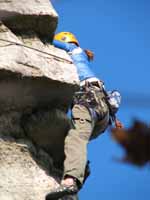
[0,38,73,64]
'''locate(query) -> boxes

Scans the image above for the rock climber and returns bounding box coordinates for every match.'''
[46,32,123,200]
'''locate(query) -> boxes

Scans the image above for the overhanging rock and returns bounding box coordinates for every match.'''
[0,0,58,41]
[0,22,79,113]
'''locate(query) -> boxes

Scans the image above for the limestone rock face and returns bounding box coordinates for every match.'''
[0,137,60,200]
[0,0,58,40]
[0,0,79,199]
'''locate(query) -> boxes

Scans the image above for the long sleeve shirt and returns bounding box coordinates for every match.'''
[53,40,121,117]
[53,40,96,81]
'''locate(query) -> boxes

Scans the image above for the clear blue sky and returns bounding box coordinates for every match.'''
[51,1,150,200]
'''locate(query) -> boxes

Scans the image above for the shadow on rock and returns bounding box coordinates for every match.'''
[22,108,71,169]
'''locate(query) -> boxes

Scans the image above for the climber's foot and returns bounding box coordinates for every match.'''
[46,179,78,200]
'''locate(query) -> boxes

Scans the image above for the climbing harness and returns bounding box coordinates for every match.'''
[0,38,73,64]
[74,80,105,106]
[72,79,110,137]
[73,80,108,120]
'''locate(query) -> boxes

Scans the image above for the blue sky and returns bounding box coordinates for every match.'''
[51,1,150,199]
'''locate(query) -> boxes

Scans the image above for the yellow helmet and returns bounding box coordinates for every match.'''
[54,32,79,46]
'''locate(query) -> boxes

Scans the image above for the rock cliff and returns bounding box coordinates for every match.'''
[0,0,79,199]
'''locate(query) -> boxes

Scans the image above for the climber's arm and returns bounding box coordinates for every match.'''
[53,40,70,52]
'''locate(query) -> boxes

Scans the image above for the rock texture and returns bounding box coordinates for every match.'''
[0,137,59,200]
[0,22,79,113]
[0,0,79,199]
[0,0,58,40]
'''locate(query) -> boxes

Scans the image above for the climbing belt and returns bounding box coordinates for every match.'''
[73,81,109,120]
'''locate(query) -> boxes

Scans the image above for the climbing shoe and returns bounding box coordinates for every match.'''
[46,183,78,200]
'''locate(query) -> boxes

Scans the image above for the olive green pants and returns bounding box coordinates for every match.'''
[63,104,108,185]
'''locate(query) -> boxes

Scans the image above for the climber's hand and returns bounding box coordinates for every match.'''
[115,119,124,129]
